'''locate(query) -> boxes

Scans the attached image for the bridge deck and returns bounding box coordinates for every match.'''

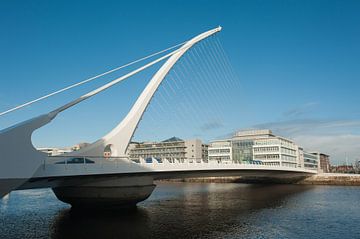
[33,157,317,178]
[15,157,317,190]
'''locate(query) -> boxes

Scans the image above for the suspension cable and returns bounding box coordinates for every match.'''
[0,41,187,117]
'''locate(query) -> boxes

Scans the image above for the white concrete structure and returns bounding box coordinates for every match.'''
[15,157,317,208]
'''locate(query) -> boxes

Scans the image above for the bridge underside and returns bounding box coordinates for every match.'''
[12,169,312,209]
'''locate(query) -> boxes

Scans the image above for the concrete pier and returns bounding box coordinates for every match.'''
[52,176,156,209]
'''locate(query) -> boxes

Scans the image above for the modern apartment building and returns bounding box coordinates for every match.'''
[127,137,208,162]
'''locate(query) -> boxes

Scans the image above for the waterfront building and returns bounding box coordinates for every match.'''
[253,136,298,167]
[208,140,232,163]
[311,152,330,173]
[297,147,305,168]
[303,151,319,170]
[127,137,208,162]
[319,153,331,173]
[37,147,73,156]
[208,129,323,169]
[37,142,91,156]
[208,129,299,167]
[231,130,274,163]
[330,165,356,173]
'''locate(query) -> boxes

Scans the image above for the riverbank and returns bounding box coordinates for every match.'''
[157,173,360,186]
[297,173,360,186]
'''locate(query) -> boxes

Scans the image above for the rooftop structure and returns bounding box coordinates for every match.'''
[234,129,274,138]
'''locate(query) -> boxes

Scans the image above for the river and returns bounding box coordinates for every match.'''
[1,183,359,239]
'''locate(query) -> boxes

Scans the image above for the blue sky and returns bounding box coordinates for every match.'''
[0,0,359,163]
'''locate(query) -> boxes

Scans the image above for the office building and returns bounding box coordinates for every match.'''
[208,140,232,163]
[302,150,319,170]
[208,129,322,169]
[253,136,298,167]
[231,129,274,162]
[128,137,208,162]
[311,152,330,173]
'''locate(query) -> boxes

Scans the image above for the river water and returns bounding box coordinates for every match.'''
[0,183,359,239]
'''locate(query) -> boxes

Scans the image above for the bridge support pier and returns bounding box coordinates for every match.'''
[52,176,156,209]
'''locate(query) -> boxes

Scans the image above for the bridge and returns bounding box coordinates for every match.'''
[0,26,317,208]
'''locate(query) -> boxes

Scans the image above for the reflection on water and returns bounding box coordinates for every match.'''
[1,183,360,239]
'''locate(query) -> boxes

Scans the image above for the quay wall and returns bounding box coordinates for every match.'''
[156,173,360,186]
[297,173,360,186]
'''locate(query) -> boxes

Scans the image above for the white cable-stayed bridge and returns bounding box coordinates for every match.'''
[0,27,316,208]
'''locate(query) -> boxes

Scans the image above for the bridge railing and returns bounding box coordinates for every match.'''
[44,155,299,169]
[40,155,319,175]
[45,155,130,166]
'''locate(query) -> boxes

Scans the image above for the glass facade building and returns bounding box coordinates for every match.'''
[232,140,254,163]
[208,129,322,170]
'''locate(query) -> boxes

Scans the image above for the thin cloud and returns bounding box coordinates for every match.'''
[283,102,319,118]
[200,120,224,131]
[253,119,360,164]
[293,134,360,165]
[254,119,360,137]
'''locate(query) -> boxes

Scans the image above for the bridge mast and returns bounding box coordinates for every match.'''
[71,26,222,157]
[0,27,222,197]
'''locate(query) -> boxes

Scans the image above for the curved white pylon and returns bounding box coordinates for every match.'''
[0,27,221,197]
[72,26,222,157]
[0,112,56,197]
